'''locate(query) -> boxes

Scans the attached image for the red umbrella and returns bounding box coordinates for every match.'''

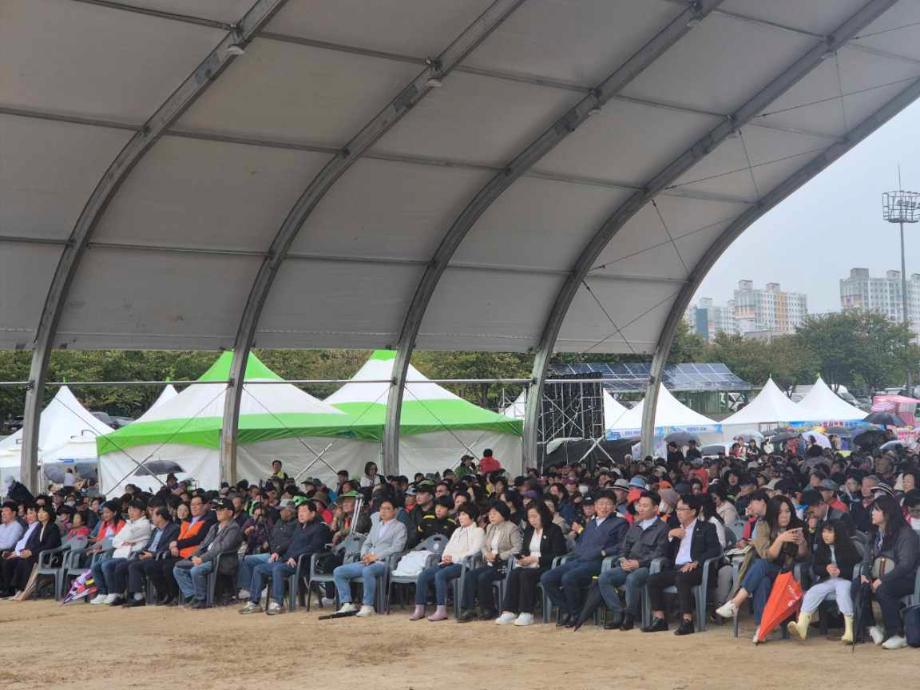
[755,570,803,643]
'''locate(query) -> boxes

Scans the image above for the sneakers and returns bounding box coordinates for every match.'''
[238,589,250,601]
[89,594,107,605]
[868,625,886,645]
[266,601,284,616]
[239,601,263,615]
[715,601,738,619]
[495,612,517,625]
[882,635,908,650]
[513,613,534,627]
[337,602,357,614]
[103,593,119,605]
[355,605,375,617]
[320,596,336,607]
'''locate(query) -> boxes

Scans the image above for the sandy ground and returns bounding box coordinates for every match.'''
[0,599,913,690]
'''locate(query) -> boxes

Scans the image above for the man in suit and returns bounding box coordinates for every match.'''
[540,491,627,628]
[123,506,180,607]
[173,498,242,609]
[333,498,407,617]
[642,494,722,635]
[596,491,669,630]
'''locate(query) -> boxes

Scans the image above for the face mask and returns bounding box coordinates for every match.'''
[910,517,920,531]
[578,485,589,495]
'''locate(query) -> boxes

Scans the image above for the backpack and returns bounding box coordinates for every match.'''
[904,605,920,648]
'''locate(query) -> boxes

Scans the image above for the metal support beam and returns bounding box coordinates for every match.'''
[17,0,287,493]
[524,0,898,466]
[642,74,920,455]
[221,0,526,483]
[387,0,726,474]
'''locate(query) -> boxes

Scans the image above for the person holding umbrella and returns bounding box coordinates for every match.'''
[860,495,920,650]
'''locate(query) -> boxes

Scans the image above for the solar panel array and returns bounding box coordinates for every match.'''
[547,362,751,393]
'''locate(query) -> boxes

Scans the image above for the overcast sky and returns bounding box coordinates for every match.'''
[694,98,920,314]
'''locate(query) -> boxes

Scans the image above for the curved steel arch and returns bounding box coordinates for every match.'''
[521,0,899,466]
[383,0,726,476]
[219,0,526,483]
[18,0,287,492]
[639,73,920,453]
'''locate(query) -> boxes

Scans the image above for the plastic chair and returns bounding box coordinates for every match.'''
[538,554,571,623]
[285,553,313,611]
[385,534,448,613]
[36,544,71,600]
[452,553,483,618]
[644,554,722,632]
[205,551,238,607]
[306,532,365,611]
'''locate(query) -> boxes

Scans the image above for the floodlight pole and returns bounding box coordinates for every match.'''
[882,184,920,392]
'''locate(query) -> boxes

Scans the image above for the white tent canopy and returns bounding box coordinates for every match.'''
[607,386,718,438]
[148,384,178,412]
[603,391,629,430]
[722,378,804,428]
[97,352,349,493]
[793,376,866,424]
[0,386,114,484]
[325,350,522,477]
[501,391,526,419]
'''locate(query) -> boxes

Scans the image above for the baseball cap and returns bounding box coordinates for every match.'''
[818,479,838,492]
[213,498,234,512]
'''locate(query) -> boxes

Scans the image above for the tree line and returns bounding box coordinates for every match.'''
[0,311,916,427]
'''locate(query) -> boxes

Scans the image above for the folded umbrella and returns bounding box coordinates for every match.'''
[755,570,803,643]
[572,580,607,631]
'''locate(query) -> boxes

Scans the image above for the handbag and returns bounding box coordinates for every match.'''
[905,605,920,647]
[312,550,343,575]
[871,556,894,580]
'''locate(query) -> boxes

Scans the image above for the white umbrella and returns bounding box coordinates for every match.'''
[802,430,831,449]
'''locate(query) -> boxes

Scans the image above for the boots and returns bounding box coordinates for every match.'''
[409,605,426,621]
[427,605,449,621]
[841,615,854,645]
[787,612,811,641]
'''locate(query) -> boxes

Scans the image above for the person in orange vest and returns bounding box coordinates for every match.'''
[157,495,215,604]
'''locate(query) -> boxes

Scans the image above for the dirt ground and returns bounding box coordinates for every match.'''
[0,599,913,690]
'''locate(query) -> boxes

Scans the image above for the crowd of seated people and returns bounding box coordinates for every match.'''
[3,442,920,651]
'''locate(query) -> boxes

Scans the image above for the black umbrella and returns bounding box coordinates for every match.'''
[664,431,700,445]
[572,581,607,631]
[762,426,794,437]
[701,444,727,456]
[851,579,871,652]
[853,428,887,450]
[864,411,906,427]
[769,431,801,443]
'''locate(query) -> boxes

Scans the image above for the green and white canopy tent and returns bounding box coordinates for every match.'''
[324,350,523,478]
[96,352,350,493]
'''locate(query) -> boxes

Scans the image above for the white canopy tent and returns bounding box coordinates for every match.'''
[0,386,114,484]
[793,376,866,424]
[606,386,719,439]
[603,391,629,430]
[97,352,351,493]
[721,378,805,430]
[148,384,178,412]
[325,350,523,477]
[501,390,527,419]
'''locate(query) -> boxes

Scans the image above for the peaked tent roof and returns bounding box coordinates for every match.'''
[501,391,526,420]
[795,377,865,422]
[326,350,521,437]
[148,384,178,412]
[722,378,804,426]
[0,386,114,459]
[97,352,346,454]
[603,391,629,429]
[607,386,717,433]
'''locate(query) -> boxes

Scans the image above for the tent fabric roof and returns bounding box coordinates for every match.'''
[722,377,804,426]
[3,1,920,359]
[148,384,179,412]
[607,386,717,434]
[326,350,522,437]
[0,386,114,460]
[97,351,346,454]
[794,376,866,422]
